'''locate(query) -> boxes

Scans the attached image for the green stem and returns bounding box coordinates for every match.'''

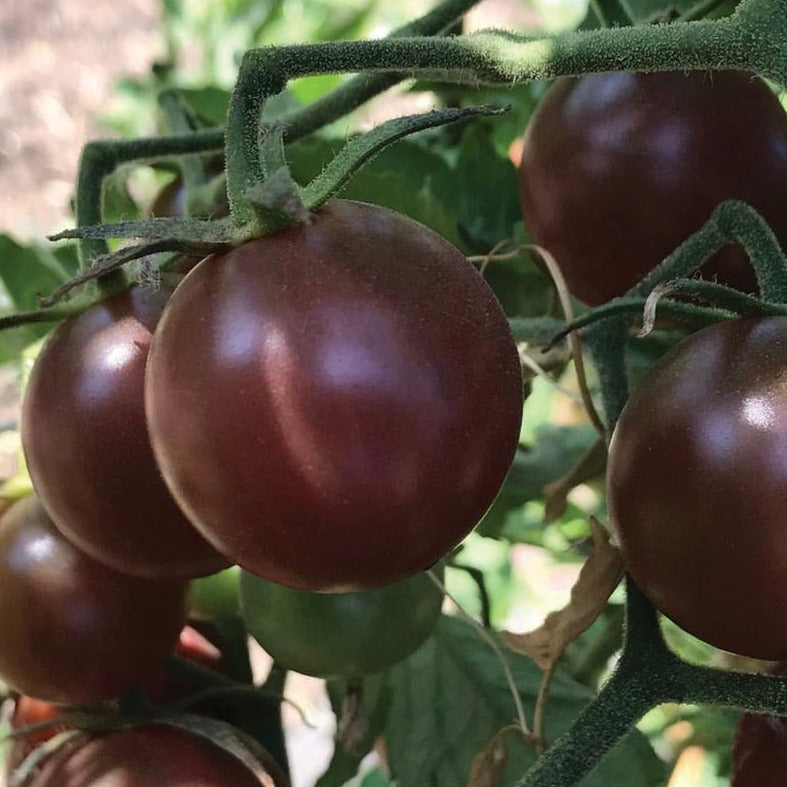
[156,89,207,191]
[73,0,484,265]
[75,130,223,267]
[519,580,678,786]
[235,1,781,91]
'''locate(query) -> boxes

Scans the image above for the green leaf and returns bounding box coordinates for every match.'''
[302,106,506,214]
[0,236,73,363]
[384,616,665,786]
[317,675,392,787]
[579,0,734,27]
[178,86,233,127]
[287,136,462,248]
[103,169,141,224]
[357,768,395,787]
[449,125,522,252]
[478,425,600,540]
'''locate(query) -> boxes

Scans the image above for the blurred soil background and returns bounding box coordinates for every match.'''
[0,0,584,784]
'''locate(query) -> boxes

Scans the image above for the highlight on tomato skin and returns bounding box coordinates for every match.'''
[518,70,787,305]
[607,317,787,660]
[20,285,228,580]
[0,495,189,705]
[145,198,524,592]
[240,565,445,679]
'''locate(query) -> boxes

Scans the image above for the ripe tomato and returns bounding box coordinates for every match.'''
[27,726,279,786]
[21,286,227,579]
[240,566,444,678]
[607,317,787,659]
[0,496,188,704]
[6,625,224,771]
[731,672,787,786]
[518,70,787,304]
[145,199,523,591]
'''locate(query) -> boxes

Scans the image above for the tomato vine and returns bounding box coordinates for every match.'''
[3,0,787,783]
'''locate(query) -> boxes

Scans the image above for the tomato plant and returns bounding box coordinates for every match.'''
[607,317,787,659]
[0,495,189,704]
[27,726,278,787]
[518,70,787,305]
[240,565,444,679]
[21,286,228,579]
[145,199,523,592]
[6,0,787,783]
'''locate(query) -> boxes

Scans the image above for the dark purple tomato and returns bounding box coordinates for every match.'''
[28,726,279,786]
[21,286,227,579]
[607,317,787,658]
[0,496,188,704]
[732,665,787,786]
[145,199,523,591]
[6,625,225,772]
[519,70,787,304]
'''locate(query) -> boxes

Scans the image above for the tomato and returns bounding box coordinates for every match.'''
[607,317,787,659]
[732,678,787,785]
[7,625,226,772]
[240,565,444,678]
[145,199,523,591]
[518,70,787,305]
[6,696,69,773]
[151,177,189,219]
[0,496,188,704]
[27,726,280,787]
[188,566,242,621]
[21,286,227,579]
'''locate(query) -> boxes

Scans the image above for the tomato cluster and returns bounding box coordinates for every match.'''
[6,197,522,781]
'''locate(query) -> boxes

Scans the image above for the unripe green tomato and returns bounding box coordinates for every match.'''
[240,565,445,679]
[188,565,242,621]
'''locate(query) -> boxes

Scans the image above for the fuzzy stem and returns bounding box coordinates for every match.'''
[73,0,485,265]
[518,580,678,786]
[75,130,223,267]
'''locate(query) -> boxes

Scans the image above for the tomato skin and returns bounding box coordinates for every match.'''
[188,566,242,621]
[519,71,787,305]
[240,566,444,678]
[21,286,227,579]
[7,626,225,770]
[607,317,787,659]
[146,199,522,591]
[0,496,188,704]
[732,711,787,785]
[28,726,274,787]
